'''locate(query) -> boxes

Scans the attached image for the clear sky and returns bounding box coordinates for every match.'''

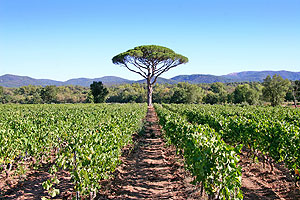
[0,0,300,81]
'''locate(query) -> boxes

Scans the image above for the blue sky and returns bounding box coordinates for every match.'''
[0,0,300,81]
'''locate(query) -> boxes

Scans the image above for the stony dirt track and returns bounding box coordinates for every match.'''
[97,107,203,200]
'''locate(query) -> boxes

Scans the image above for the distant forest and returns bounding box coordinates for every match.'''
[0,75,299,106]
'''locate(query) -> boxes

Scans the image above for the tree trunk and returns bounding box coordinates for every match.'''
[147,80,153,107]
[293,93,297,108]
[291,87,298,108]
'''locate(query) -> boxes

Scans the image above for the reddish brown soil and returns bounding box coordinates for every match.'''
[240,150,300,200]
[97,106,204,199]
[1,107,299,199]
[0,168,73,200]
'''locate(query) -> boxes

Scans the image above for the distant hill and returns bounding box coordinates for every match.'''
[1,70,300,87]
[136,77,177,85]
[223,70,300,82]
[171,70,300,84]
[0,74,134,87]
[64,76,134,87]
[0,74,63,87]
[171,74,234,83]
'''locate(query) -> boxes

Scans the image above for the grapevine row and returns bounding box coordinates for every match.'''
[155,104,243,200]
[164,104,300,182]
[0,103,147,198]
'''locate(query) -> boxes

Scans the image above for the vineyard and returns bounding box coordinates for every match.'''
[160,104,300,179]
[0,104,147,199]
[0,103,300,199]
[155,104,300,199]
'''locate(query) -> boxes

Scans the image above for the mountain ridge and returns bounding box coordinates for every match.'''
[1,70,300,87]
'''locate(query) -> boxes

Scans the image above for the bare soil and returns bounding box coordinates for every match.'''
[0,167,73,200]
[0,106,299,199]
[97,106,203,199]
[240,149,300,200]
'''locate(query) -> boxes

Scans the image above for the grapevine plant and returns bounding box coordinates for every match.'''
[164,104,300,185]
[155,105,243,200]
[0,103,146,199]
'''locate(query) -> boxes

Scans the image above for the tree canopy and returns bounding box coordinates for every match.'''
[294,80,300,101]
[41,85,58,103]
[209,82,228,103]
[112,45,188,83]
[233,84,260,105]
[112,45,188,106]
[289,80,300,107]
[90,81,109,103]
[169,82,204,104]
[262,75,290,106]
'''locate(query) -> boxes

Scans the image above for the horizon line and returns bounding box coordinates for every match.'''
[1,69,300,82]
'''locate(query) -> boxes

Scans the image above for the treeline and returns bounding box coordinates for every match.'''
[0,85,91,104]
[0,75,299,106]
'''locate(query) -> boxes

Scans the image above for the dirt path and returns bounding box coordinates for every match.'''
[98,107,202,199]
